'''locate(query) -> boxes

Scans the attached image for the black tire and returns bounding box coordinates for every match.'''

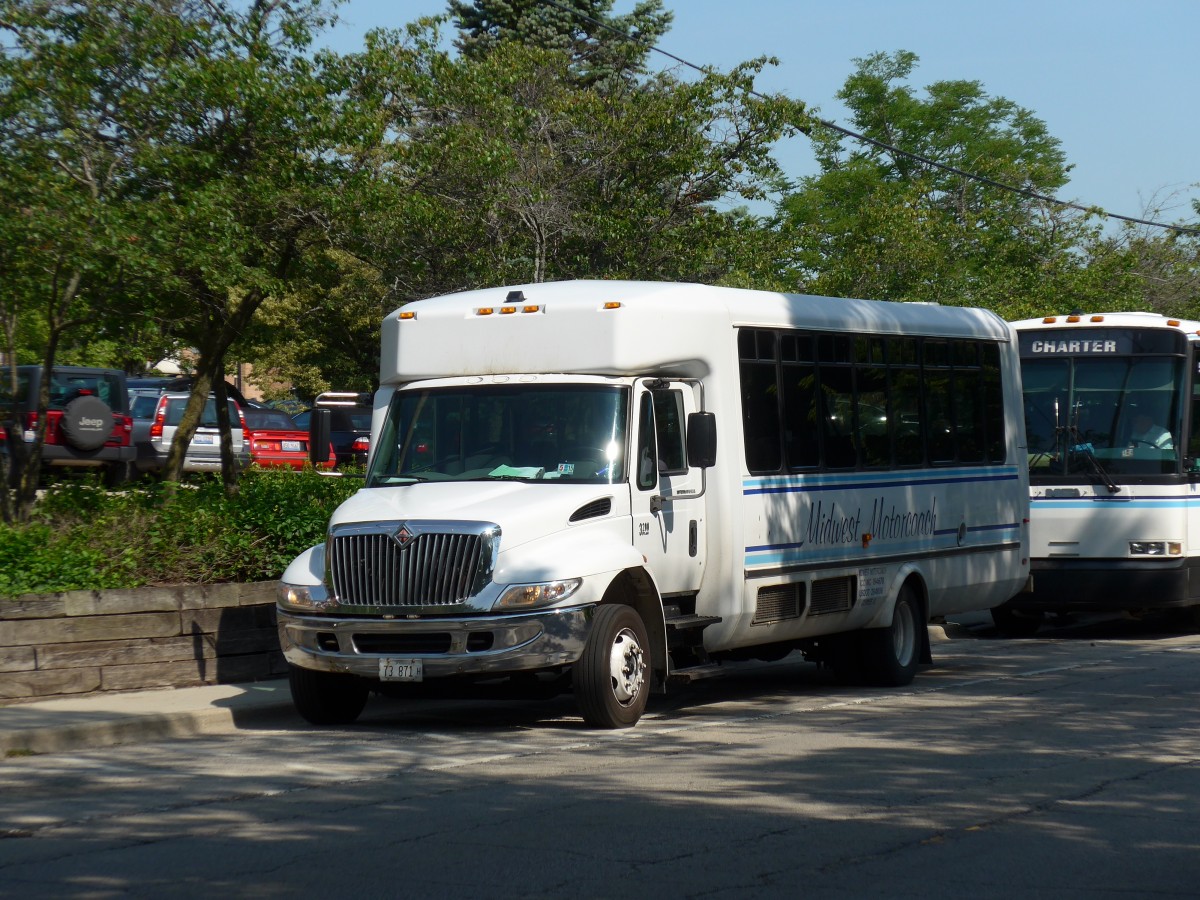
[991,603,1044,638]
[288,664,370,725]
[859,584,922,687]
[60,395,113,451]
[575,604,650,728]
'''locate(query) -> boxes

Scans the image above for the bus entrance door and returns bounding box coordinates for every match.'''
[630,382,707,597]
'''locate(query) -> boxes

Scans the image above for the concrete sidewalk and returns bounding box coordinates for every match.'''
[0,679,297,756]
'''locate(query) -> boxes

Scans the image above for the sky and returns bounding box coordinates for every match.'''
[321,0,1199,231]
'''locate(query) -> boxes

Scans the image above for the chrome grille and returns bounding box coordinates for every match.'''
[327,521,498,608]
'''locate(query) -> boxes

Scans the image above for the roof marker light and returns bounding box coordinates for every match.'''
[1090,315,1104,322]
[1066,315,1081,323]
[476,307,494,316]
[603,302,622,310]
[500,306,517,315]
[398,311,416,320]
[523,305,541,313]
[1042,316,1057,324]
[1168,319,1181,327]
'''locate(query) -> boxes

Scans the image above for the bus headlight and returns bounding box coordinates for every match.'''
[495,578,582,610]
[1128,541,1182,557]
[277,582,331,611]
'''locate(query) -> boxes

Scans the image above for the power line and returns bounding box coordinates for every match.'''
[538,0,1200,237]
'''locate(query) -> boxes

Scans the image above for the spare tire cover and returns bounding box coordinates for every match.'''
[60,396,113,451]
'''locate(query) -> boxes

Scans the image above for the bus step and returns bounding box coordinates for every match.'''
[666,662,725,685]
[665,614,721,632]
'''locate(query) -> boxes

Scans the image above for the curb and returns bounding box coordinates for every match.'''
[0,680,295,756]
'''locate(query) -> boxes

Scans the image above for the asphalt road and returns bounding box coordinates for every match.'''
[2,616,1199,899]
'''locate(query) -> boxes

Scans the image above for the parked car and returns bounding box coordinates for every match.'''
[132,392,249,475]
[128,388,166,421]
[0,365,134,486]
[291,391,373,467]
[243,408,335,470]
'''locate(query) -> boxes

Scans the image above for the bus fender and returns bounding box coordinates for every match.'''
[598,567,668,691]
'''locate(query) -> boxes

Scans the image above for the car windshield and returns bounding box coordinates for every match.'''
[165,397,242,428]
[367,384,628,486]
[245,410,298,431]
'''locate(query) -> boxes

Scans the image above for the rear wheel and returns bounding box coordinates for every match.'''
[859,584,922,687]
[575,604,650,728]
[288,664,369,725]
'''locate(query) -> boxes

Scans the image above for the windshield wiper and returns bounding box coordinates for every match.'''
[1061,425,1120,494]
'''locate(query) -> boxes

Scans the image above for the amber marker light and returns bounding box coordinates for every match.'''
[1066,315,1081,323]
[1090,315,1104,322]
[1042,316,1057,324]
[398,311,416,320]
[603,301,622,310]
[522,305,541,313]
[1168,319,1181,327]
[476,307,494,316]
[500,306,517,315]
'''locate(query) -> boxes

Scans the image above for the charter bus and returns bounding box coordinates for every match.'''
[278,281,1030,728]
[998,312,1200,635]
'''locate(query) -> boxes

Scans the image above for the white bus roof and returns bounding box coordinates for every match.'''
[381,280,1013,384]
[1012,311,1200,333]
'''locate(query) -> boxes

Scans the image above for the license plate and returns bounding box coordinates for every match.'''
[379,658,423,682]
[193,434,215,445]
[282,440,302,452]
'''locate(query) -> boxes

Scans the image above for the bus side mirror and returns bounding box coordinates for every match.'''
[687,412,717,468]
[310,407,331,466]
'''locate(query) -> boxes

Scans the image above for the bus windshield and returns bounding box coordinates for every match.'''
[1023,354,1185,478]
[367,383,629,486]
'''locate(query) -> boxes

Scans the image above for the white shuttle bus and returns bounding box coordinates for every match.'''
[278,281,1030,727]
[998,312,1200,635]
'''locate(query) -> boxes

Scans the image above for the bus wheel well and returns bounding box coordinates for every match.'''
[600,568,667,683]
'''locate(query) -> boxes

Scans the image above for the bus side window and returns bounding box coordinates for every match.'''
[652,389,687,475]
[636,393,658,490]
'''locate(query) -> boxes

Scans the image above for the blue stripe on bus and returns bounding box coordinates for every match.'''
[1030,498,1197,510]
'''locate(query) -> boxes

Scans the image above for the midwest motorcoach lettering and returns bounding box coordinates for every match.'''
[1029,339,1117,354]
[869,496,937,540]
[802,496,938,547]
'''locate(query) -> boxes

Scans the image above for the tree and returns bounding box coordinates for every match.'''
[336,22,804,302]
[448,0,672,85]
[0,0,192,519]
[780,51,1109,316]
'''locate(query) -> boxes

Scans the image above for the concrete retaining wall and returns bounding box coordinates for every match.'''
[0,583,283,705]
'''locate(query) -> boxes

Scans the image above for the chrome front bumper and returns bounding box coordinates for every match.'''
[277,604,595,680]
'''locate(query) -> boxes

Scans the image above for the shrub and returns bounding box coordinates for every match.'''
[0,469,360,597]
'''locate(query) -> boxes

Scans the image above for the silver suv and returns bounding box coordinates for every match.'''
[133,392,249,474]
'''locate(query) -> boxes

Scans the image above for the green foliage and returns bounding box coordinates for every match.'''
[449,0,673,84]
[0,470,359,598]
[780,51,1118,316]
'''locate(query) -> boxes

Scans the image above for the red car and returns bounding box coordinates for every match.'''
[243,408,335,470]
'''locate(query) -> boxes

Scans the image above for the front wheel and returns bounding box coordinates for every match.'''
[575,605,650,728]
[288,664,370,725]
